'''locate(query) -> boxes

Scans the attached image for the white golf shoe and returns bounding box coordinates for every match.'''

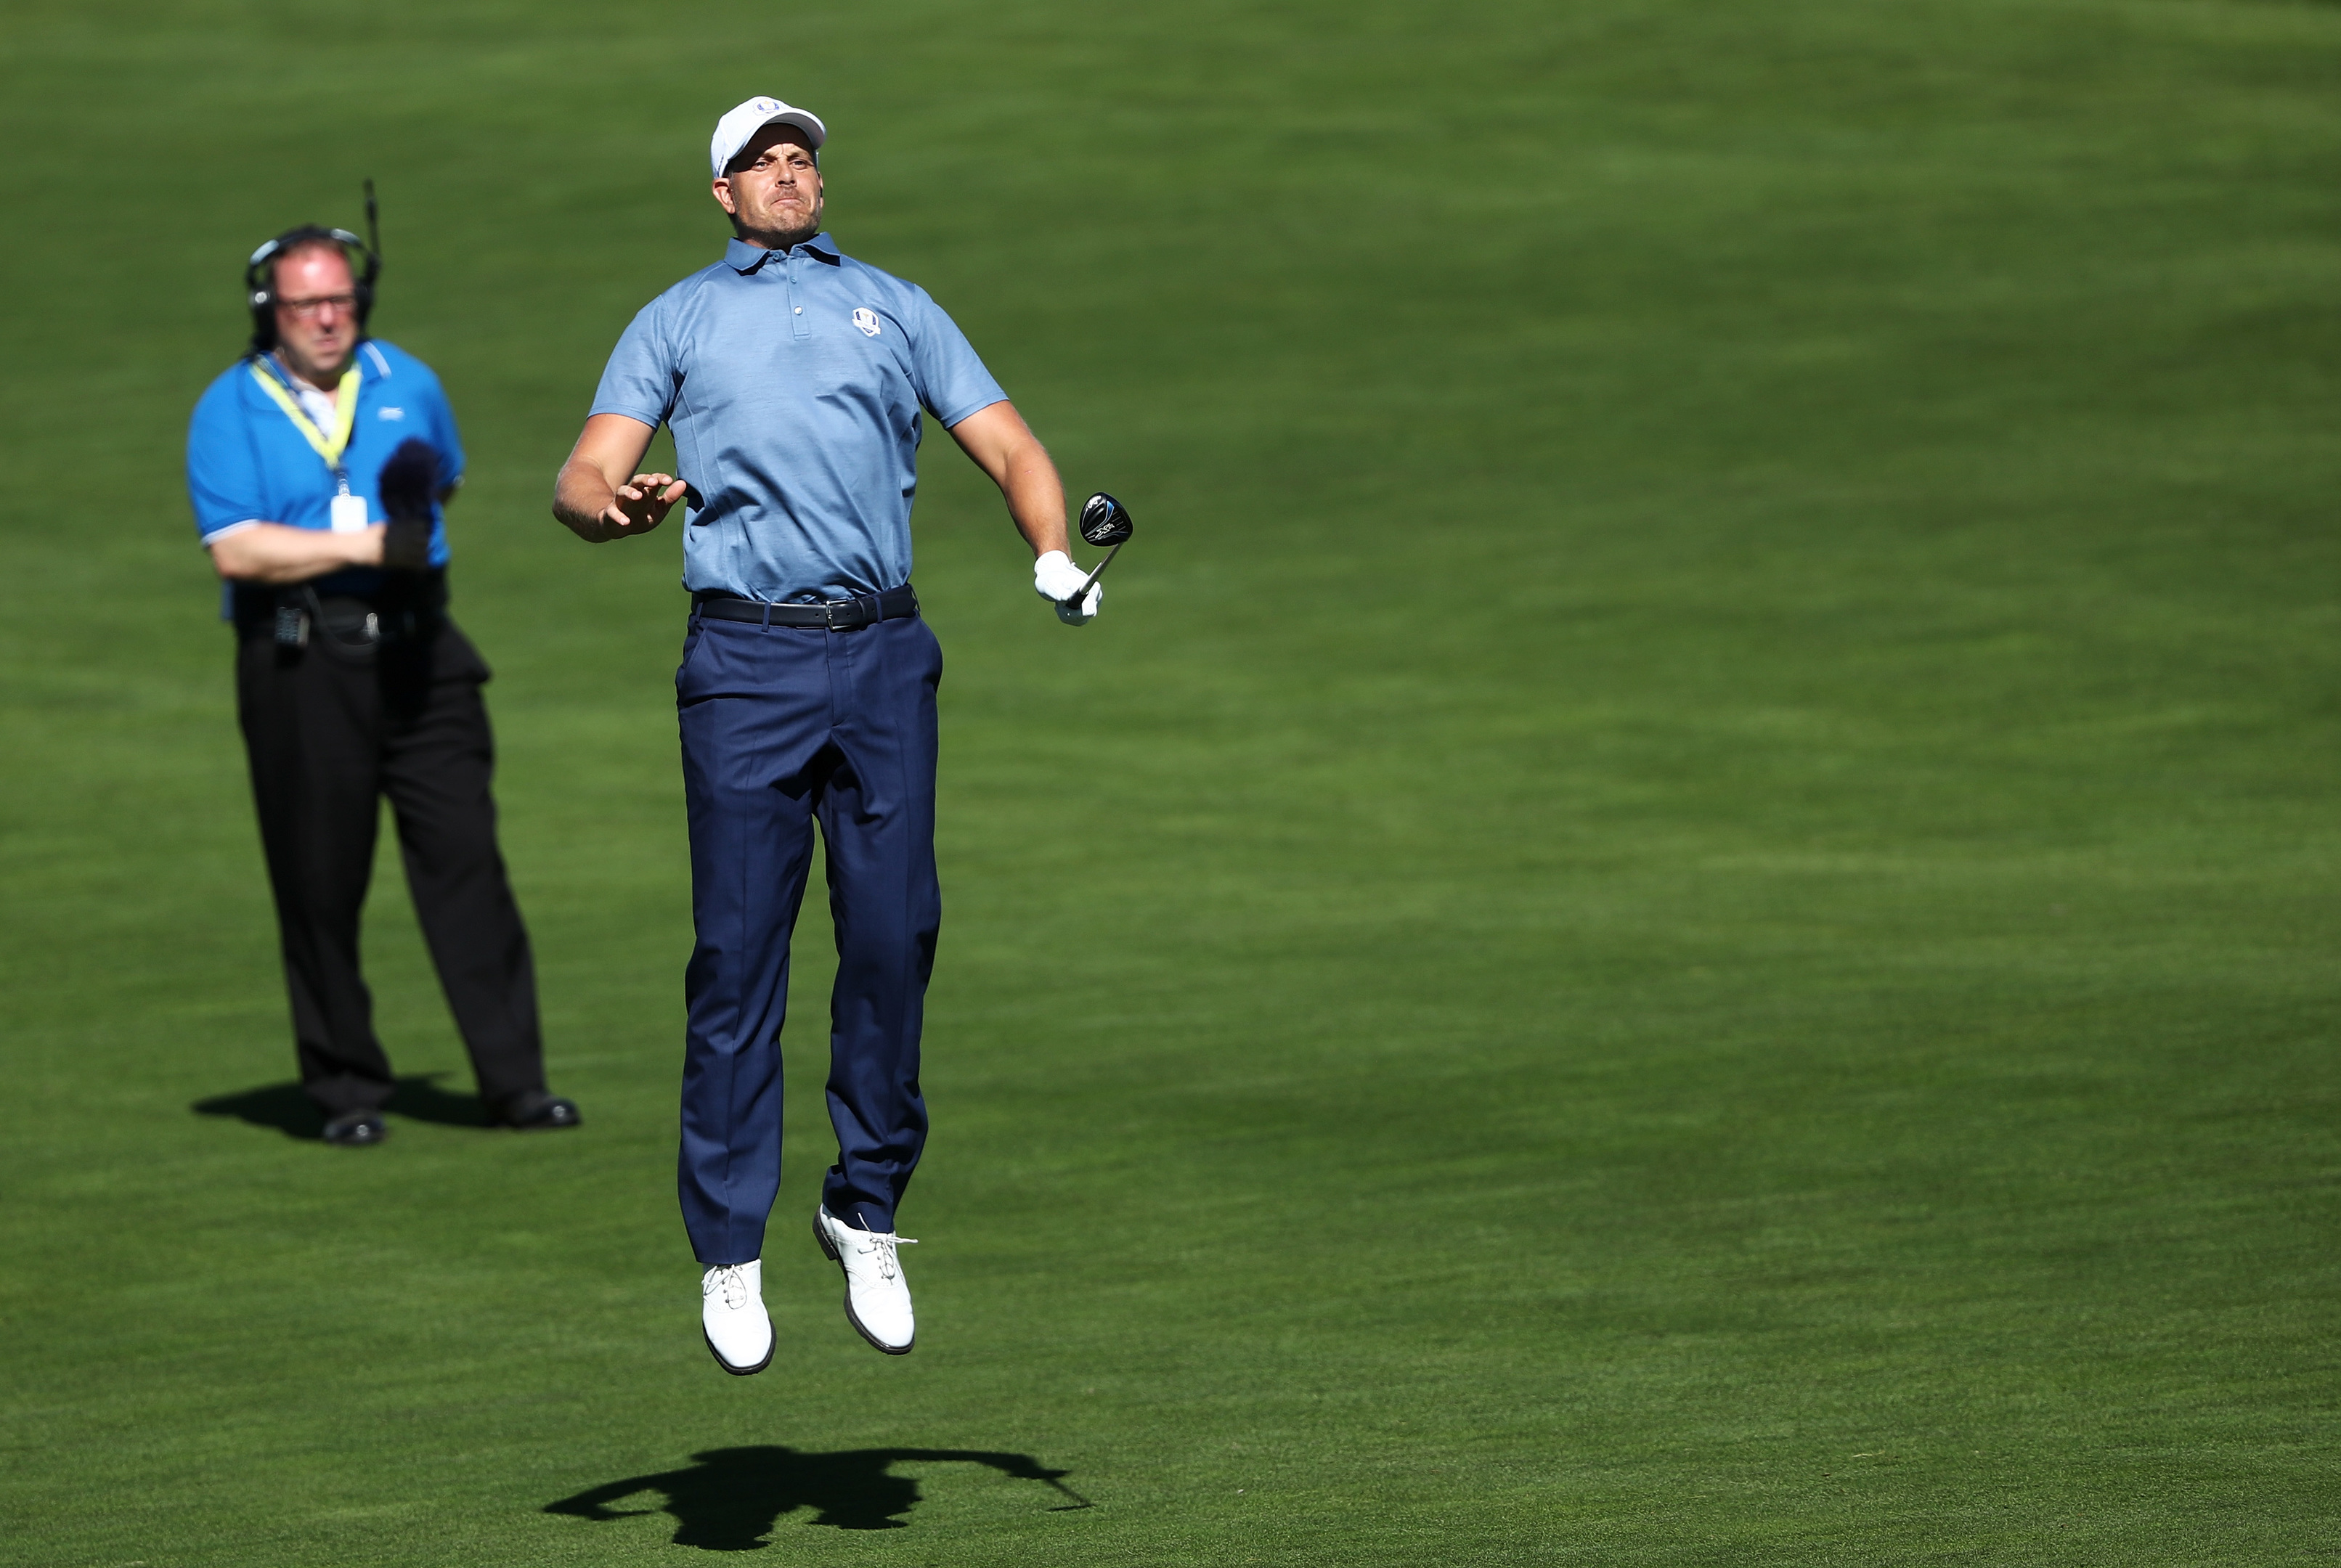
[814,1206,917,1355]
[701,1260,773,1376]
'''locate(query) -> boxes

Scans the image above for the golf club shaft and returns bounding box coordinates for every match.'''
[1077,541,1125,597]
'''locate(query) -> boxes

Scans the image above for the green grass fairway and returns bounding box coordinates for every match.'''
[3,0,2338,1561]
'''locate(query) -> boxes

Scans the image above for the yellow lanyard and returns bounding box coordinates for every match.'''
[249,359,361,473]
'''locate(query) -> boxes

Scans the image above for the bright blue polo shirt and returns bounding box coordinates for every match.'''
[185,338,463,605]
[588,232,1009,604]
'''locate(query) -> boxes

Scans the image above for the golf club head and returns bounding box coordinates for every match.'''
[1078,492,1133,548]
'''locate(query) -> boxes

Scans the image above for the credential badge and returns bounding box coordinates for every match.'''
[852,308,882,338]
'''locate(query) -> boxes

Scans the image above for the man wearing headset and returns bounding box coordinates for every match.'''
[553,97,1102,1373]
[186,224,579,1148]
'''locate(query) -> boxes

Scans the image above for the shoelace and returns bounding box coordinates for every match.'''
[857,1231,918,1282]
[704,1265,752,1310]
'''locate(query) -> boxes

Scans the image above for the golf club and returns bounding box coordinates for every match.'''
[1075,491,1133,597]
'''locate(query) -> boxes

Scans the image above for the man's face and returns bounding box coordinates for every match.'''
[272,245,359,385]
[714,123,824,248]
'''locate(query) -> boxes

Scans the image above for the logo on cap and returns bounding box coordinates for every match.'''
[852,308,882,338]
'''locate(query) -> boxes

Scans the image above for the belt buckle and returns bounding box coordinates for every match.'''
[823,596,871,631]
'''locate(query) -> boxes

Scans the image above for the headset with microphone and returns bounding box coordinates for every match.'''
[244,179,383,356]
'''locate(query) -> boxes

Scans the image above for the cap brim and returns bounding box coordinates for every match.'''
[722,112,826,172]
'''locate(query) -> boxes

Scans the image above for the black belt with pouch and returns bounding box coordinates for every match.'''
[235,570,448,649]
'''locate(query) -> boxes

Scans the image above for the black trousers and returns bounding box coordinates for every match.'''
[235,607,545,1117]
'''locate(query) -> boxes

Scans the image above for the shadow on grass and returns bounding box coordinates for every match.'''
[545,1445,1092,1549]
[191,1073,489,1138]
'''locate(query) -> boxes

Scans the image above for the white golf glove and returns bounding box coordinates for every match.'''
[1033,550,1102,626]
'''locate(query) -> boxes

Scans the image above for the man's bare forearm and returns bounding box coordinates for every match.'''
[946,401,1068,558]
[208,522,386,584]
[1001,441,1069,559]
[552,415,674,542]
[553,460,624,541]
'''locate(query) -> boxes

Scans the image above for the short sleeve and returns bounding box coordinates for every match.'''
[186,376,264,542]
[421,372,465,489]
[589,294,682,429]
[906,288,1009,428]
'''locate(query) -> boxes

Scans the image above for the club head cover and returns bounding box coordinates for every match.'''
[377,437,439,571]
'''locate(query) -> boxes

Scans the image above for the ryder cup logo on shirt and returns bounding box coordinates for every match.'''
[852,308,882,338]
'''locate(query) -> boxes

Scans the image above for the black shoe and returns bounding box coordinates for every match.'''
[322,1110,388,1147]
[494,1090,581,1131]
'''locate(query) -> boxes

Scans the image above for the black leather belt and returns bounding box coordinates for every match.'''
[693,584,919,629]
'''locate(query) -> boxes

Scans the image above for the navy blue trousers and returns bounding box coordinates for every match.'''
[675,611,942,1266]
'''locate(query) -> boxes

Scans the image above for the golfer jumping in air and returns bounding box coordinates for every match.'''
[554,97,1102,1373]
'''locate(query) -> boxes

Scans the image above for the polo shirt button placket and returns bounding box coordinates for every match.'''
[789,253,808,340]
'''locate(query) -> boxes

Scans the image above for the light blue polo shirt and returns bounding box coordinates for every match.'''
[587,233,1009,604]
[185,339,463,606]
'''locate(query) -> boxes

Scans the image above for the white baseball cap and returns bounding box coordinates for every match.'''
[709,96,827,179]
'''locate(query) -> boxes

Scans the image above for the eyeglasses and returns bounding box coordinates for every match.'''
[278,293,358,320]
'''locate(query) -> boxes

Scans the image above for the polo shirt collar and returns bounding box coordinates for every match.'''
[256,345,373,394]
[725,232,842,272]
